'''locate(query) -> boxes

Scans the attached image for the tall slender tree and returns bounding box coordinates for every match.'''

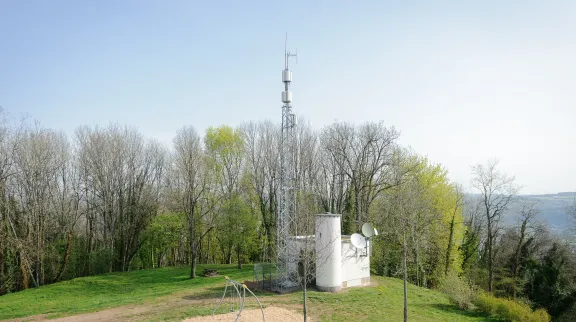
[171,126,212,278]
[471,160,519,293]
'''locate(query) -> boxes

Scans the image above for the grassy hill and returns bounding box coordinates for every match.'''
[0,264,493,321]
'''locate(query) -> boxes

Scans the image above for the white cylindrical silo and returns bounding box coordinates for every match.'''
[315,213,342,292]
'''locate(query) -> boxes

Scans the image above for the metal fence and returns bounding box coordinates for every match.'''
[253,262,276,290]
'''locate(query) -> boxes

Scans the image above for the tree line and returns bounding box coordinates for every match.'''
[0,111,574,319]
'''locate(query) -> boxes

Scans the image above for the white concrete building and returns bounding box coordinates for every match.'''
[287,213,371,292]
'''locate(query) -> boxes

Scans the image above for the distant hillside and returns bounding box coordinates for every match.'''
[466,193,575,235]
[511,193,574,234]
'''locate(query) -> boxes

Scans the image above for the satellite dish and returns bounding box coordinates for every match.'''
[351,233,367,249]
[362,223,374,238]
[373,227,379,236]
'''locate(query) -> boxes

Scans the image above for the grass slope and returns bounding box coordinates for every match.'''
[0,264,251,320]
[306,278,493,322]
[0,265,493,321]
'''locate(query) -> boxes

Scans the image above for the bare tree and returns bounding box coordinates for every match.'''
[460,195,485,275]
[320,122,399,233]
[12,124,68,286]
[293,191,321,322]
[471,160,519,293]
[382,149,417,322]
[293,118,322,322]
[76,125,165,273]
[397,177,418,322]
[48,132,84,282]
[511,201,538,299]
[171,126,212,278]
[0,110,26,293]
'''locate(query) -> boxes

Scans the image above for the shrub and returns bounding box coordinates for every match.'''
[438,272,476,310]
[557,301,576,322]
[473,292,551,322]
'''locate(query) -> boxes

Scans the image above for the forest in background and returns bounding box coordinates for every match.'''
[0,109,575,320]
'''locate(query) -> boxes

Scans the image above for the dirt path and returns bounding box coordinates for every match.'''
[5,292,299,322]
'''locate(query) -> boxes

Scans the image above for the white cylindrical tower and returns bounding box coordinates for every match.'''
[315,213,342,292]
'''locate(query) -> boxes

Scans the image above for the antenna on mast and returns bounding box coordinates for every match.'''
[284,33,288,69]
[276,32,299,292]
[284,32,297,70]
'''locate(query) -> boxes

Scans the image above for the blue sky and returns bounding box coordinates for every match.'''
[1,1,575,194]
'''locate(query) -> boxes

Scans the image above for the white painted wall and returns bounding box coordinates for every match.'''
[286,236,315,282]
[341,239,370,287]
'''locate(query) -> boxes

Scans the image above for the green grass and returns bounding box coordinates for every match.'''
[0,264,253,320]
[299,277,495,322]
[0,265,495,321]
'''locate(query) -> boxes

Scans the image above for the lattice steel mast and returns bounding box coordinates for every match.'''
[275,34,298,291]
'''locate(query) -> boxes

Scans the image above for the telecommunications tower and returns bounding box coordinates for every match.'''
[275,34,298,291]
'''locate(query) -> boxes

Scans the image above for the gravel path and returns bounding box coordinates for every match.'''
[181,307,307,322]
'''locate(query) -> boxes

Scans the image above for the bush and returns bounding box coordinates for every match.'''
[474,292,551,322]
[557,301,576,322]
[438,272,476,310]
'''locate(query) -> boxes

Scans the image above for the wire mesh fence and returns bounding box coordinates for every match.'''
[253,262,277,290]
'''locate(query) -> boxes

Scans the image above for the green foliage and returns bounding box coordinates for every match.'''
[557,301,576,322]
[439,272,477,310]
[524,242,576,317]
[140,213,186,268]
[460,228,481,272]
[204,125,244,157]
[204,125,244,178]
[217,195,258,265]
[474,292,551,322]
[372,156,466,287]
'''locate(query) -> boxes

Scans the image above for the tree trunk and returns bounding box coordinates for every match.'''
[403,217,408,322]
[189,220,197,279]
[487,221,493,293]
[512,221,527,299]
[55,231,73,282]
[36,214,41,287]
[20,253,29,290]
[303,283,308,322]
[237,245,242,269]
[206,237,210,264]
[0,239,4,295]
[87,214,93,276]
[415,224,420,286]
[157,252,163,268]
[445,210,456,276]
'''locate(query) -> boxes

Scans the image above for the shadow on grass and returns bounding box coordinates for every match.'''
[429,304,499,321]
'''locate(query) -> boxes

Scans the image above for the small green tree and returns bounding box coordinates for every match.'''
[144,213,186,268]
[217,195,258,268]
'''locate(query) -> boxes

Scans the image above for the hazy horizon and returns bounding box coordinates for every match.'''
[1,1,575,195]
